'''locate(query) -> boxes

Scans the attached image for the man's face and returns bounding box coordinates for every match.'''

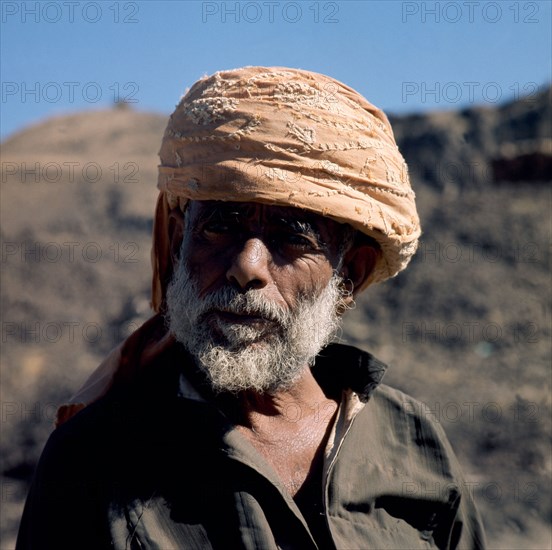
[166,201,351,394]
[182,201,346,305]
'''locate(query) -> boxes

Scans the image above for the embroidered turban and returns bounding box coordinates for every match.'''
[152,66,420,311]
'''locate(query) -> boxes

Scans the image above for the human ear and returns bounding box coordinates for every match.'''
[339,244,379,305]
[168,208,185,270]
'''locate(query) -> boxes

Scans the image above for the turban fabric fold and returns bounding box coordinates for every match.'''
[152,66,420,312]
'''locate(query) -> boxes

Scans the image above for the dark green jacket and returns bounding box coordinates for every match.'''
[17,343,485,549]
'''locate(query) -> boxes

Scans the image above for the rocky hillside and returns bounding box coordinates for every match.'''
[1,90,550,548]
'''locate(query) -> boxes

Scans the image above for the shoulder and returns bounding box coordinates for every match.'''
[334,383,487,548]
[370,383,439,424]
[46,345,187,453]
[16,396,124,549]
[370,383,451,439]
[370,383,455,443]
[353,383,463,481]
[33,394,125,489]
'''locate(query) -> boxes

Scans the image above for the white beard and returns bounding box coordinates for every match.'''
[165,261,346,394]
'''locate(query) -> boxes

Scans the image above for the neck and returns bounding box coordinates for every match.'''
[222,365,339,499]
[231,367,337,437]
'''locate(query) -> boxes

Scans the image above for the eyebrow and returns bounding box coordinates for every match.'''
[272,217,333,252]
[191,204,244,228]
[272,217,321,237]
[192,204,328,246]
[196,204,251,222]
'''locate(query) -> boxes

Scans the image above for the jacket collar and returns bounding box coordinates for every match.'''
[312,343,388,403]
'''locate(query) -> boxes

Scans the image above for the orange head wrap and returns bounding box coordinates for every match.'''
[151,66,420,312]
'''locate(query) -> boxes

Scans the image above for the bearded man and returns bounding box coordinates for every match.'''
[17,67,485,549]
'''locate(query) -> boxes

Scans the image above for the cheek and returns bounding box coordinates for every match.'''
[180,241,229,296]
[274,257,336,304]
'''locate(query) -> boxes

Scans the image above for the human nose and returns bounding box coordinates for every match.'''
[226,238,271,291]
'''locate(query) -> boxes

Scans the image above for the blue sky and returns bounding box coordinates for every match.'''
[1,0,551,139]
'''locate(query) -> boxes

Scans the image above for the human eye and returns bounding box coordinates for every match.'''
[270,229,320,252]
[202,220,231,236]
[269,218,324,253]
[284,232,317,248]
[200,212,241,239]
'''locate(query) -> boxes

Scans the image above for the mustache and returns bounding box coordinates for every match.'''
[194,287,288,325]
